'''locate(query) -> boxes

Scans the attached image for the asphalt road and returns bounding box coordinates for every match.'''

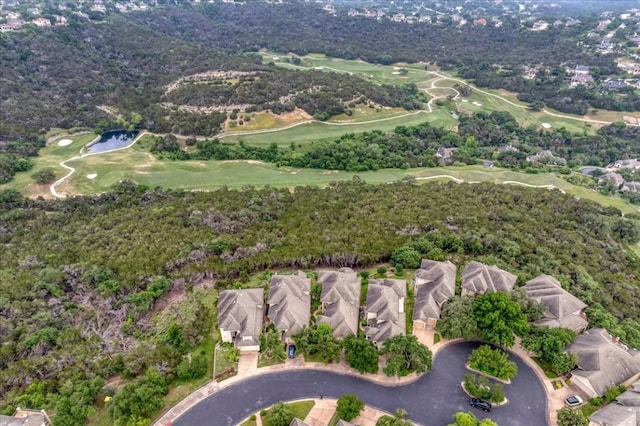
[174,342,547,426]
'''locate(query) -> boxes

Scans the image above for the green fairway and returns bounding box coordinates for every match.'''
[40,147,637,215]
[221,111,457,146]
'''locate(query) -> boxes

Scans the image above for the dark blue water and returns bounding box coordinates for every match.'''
[88,130,138,153]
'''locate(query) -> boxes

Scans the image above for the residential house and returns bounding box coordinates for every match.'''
[619,63,640,74]
[599,172,625,189]
[590,380,640,426]
[566,328,640,398]
[473,18,487,26]
[605,80,627,89]
[576,65,591,75]
[290,419,311,426]
[532,21,549,31]
[598,40,615,52]
[413,260,456,329]
[364,278,406,349]
[524,275,588,333]
[527,150,566,166]
[31,18,51,27]
[461,261,517,296]
[317,268,361,338]
[436,147,457,164]
[218,288,264,351]
[267,271,311,341]
[0,408,52,426]
[623,182,640,192]
[614,159,640,170]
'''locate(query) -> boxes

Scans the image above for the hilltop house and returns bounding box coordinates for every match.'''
[317,268,361,338]
[623,182,640,192]
[267,271,311,342]
[524,275,588,333]
[0,408,52,426]
[566,328,640,398]
[218,288,264,351]
[614,159,640,170]
[526,150,567,166]
[461,261,517,296]
[590,380,640,426]
[364,278,406,349]
[413,260,456,328]
[599,172,625,189]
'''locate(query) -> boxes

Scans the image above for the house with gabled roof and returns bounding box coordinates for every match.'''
[524,274,588,333]
[218,288,264,351]
[364,278,406,349]
[289,418,311,426]
[0,408,52,426]
[567,328,640,398]
[267,271,310,341]
[317,268,361,338]
[590,380,640,426]
[623,182,640,193]
[413,260,456,329]
[461,261,517,296]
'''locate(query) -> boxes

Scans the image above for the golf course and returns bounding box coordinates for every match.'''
[2,53,638,218]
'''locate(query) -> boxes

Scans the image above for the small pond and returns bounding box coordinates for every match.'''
[88,130,139,154]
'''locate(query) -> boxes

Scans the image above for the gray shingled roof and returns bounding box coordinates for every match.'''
[567,328,640,397]
[365,278,406,347]
[218,288,264,348]
[590,405,639,426]
[268,271,311,338]
[0,414,47,426]
[413,260,456,323]
[461,261,517,296]
[289,418,311,426]
[616,380,640,407]
[337,421,356,426]
[524,274,588,332]
[317,268,361,338]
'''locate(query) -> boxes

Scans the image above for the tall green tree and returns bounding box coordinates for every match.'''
[381,335,432,377]
[336,394,364,421]
[267,402,293,426]
[436,296,479,340]
[473,292,528,347]
[557,407,588,426]
[344,335,379,374]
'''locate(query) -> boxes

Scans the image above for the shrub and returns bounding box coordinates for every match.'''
[337,394,364,421]
[468,345,518,380]
[31,168,56,184]
[463,373,505,403]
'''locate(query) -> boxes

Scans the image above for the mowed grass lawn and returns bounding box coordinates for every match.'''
[48,146,638,215]
[221,111,457,146]
[257,51,603,136]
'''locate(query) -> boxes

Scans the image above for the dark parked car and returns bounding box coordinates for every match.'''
[288,344,296,359]
[469,398,492,412]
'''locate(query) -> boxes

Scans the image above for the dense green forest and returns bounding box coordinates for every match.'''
[132,3,639,114]
[3,2,639,145]
[1,181,639,423]
[152,112,640,171]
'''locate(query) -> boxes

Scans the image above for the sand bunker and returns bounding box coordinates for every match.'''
[472,101,482,106]
[461,99,469,103]
[58,139,72,146]
[87,173,97,180]
[542,123,552,129]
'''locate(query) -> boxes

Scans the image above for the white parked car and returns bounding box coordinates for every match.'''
[565,396,583,407]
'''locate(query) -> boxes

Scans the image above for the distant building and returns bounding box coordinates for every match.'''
[599,172,625,189]
[31,18,51,27]
[0,408,52,426]
[605,80,627,89]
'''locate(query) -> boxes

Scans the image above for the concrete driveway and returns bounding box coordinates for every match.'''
[173,342,547,426]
